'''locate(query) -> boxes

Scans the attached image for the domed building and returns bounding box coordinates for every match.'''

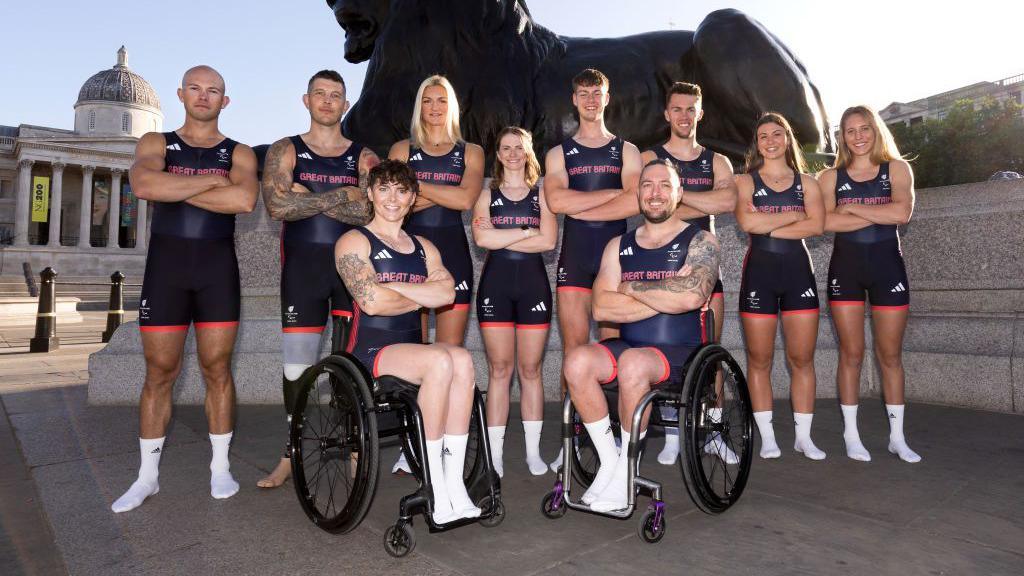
[0,46,160,279]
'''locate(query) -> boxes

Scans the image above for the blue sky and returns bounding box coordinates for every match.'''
[2,1,1020,146]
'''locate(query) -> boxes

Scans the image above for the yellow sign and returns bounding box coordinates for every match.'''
[31,176,50,223]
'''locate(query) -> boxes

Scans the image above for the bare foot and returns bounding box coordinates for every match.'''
[257,457,291,489]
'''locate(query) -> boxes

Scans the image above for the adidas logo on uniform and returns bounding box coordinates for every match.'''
[754,188,768,197]
[166,143,181,151]
[373,249,393,260]
[619,246,634,256]
[298,152,313,160]
[891,282,906,293]
[491,198,504,207]
[455,280,469,291]
[531,301,548,312]
[838,183,853,192]
[566,147,580,156]
[151,447,161,454]
[409,152,423,161]
[801,288,816,298]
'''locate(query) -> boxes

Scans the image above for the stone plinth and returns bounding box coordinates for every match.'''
[89,179,1024,413]
[0,296,82,326]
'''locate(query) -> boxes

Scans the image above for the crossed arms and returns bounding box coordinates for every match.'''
[592,229,720,323]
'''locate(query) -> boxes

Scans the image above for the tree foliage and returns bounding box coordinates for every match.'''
[889,97,1024,188]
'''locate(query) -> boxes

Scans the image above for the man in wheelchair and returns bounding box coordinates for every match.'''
[563,158,720,513]
[334,159,481,524]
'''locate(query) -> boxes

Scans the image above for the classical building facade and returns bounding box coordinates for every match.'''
[0,47,162,277]
[880,72,1024,126]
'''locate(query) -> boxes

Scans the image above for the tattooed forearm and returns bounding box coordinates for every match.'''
[336,253,377,305]
[627,231,720,298]
[261,138,345,221]
[324,195,372,225]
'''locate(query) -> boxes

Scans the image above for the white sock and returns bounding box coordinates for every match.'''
[793,413,826,460]
[522,421,547,475]
[580,416,619,505]
[210,432,239,499]
[443,434,481,518]
[841,404,871,461]
[425,438,456,524]
[657,406,679,465]
[886,404,921,463]
[591,427,646,513]
[548,447,563,473]
[111,437,164,513]
[392,451,412,474]
[703,408,739,464]
[753,411,780,459]
[487,426,506,478]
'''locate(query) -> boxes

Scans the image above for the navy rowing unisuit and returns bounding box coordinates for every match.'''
[598,224,705,385]
[346,227,429,374]
[476,186,552,329]
[556,137,626,292]
[280,136,362,333]
[139,131,240,332]
[650,145,725,298]
[405,143,473,309]
[739,170,819,318]
[828,162,909,309]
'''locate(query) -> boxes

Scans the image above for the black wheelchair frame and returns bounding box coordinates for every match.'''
[287,318,504,557]
[540,311,754,543]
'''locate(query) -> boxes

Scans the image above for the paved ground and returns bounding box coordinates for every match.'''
[1,318,1022,575]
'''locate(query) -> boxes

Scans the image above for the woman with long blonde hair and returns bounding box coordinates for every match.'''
[819,105,920,463]
[734,112,827,461]
[471,127,557,476]
[387,75,484,474]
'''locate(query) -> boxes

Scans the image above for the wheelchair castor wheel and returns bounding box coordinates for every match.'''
[541,489,566,519]
[477,495,506,528]
[637,502,666,543]
[383,522,415,557]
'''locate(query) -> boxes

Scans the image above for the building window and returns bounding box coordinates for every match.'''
[122,112,130,133]
[89,111,96,131]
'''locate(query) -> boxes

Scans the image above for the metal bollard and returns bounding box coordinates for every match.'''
[29,267,60,353]
[101,271,125,343]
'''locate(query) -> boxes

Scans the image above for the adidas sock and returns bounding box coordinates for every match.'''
[841,404,871,461]
[657,406,679,465]
[580,416,620,505]
[209,432,239,499]
[487,426,506,478]
[793,413,826,460]
[522,421,547,475]
[111,437,164,513]
[548,447,563,473]
[754,411,781,459]
[425,438,456,524]
[886,404,921,463]
[443,434,481,518]
[591,427,646,513]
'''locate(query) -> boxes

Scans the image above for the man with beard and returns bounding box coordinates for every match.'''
[561,158,720,512]
[113,65,259,512]
[640,82,736,464]
[258,70,379,488]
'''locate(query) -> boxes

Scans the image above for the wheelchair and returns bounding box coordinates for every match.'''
[540,311,754,543]
[286,318,504,557]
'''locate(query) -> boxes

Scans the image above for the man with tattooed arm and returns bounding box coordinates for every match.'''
[561,158,721,513]
[257,69,380,488]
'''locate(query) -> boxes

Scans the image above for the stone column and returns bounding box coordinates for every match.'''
[107,169,123,249]
[14,159,33,246]
[135,197,148,251]
[48,162,65,247]
[78,165,94,248]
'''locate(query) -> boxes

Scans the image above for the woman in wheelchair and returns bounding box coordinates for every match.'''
[334,159,481,524]
[562,159,721,512]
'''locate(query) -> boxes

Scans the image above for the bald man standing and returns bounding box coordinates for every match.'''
[112,65,259,513]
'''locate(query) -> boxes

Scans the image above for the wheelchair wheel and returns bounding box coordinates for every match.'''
[680,344,753,515]
[569,405,599,487]
[477,495,506,528]
[290,354,380,533]
[541,490,566,519]
[383,523,415,558]
[637,507,666,544]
